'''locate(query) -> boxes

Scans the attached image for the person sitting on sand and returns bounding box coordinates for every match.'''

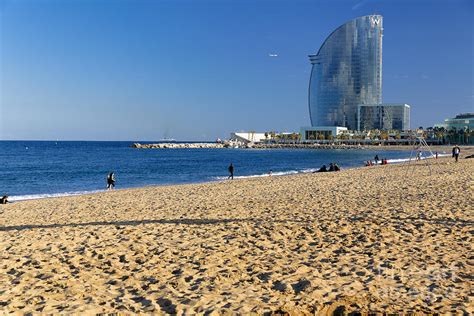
[334,163,340,171]
[106,172,116,190]
[314,165,328,173]
[328,163,335,172]
[0,195,9,204]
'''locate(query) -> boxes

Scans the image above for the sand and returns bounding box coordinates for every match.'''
[0,157,473,314]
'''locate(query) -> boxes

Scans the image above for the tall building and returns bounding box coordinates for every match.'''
[308,15,383,130]
[357,104,410,131]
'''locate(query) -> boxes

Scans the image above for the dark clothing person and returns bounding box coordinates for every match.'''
[107,172,115,190]
[452,146,461,162]
[435,152,438,159]
[0,195,8,204]
[374,155,379,164]
[328,163,335,172]
[228,163,234,180]
[334,164,340,171]
[314,165,328,173]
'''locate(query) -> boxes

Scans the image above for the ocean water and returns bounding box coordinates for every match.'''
[0,141,436,201]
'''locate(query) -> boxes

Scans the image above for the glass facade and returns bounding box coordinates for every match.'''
[309,15,383,130]
[444,113,474,130]
[357,104,410,131]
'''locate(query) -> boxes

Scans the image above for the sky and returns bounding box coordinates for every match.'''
[0,0,473,141]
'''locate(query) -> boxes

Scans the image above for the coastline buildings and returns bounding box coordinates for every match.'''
[430,113,474,145]
[300,126,347,141]
[357,104,410,131]
[308,15,383,130]
[305,15,411,134]
[434,113,474,131]
[230,132,267,143]
[234,16,417,143]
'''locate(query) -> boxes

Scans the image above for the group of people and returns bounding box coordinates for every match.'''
[314,162,341,173]
[366,155,389,166]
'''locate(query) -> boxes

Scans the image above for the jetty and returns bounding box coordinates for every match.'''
[130,143,226,149]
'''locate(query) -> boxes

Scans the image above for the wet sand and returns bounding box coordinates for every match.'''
[1,157,473,314]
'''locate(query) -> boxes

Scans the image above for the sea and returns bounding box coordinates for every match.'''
[0,141,442,202]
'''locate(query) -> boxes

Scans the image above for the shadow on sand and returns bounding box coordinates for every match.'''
[0,217,306,232]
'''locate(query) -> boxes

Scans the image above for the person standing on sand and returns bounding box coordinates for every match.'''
[452,145,461,162]
[106,172,116,190]
[374,155,379,164]
[228,163,234,180]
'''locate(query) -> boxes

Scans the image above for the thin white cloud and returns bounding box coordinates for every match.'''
[352,0,368,10]
[268,53,278,57]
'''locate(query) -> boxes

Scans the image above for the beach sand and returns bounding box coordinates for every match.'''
[1,157,473,314]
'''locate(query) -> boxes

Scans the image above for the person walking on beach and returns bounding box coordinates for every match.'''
[374,155,379,164]
[452,145,461,162]
[106,172,116,190]
[416,150,422,161]
[228,163,234,180]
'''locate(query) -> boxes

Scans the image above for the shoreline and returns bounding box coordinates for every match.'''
[1,158,472,313]
[5,152,461,203]
[5,152,457,203]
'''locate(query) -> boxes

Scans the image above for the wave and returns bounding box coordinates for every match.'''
[386,153,450,164]
[214,153,451,180]
[8,190,104,202]
[213,168,318,180]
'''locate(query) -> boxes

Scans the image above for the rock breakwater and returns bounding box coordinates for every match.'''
[131,143,226,149]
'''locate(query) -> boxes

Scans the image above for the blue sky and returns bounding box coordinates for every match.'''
[1,0,472,141]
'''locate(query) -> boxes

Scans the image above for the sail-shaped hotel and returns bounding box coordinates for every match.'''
[309,15,383,130]
[302,15,409,139]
